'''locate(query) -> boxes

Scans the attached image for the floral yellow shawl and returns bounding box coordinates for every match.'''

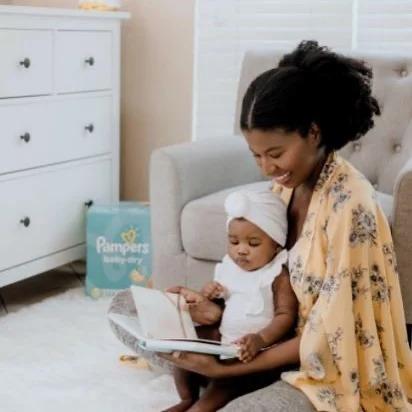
[274,151,412,412]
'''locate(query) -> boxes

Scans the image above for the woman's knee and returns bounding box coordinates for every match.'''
[219,381,315,412]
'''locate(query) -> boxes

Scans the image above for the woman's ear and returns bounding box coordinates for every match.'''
[308,123,322,147]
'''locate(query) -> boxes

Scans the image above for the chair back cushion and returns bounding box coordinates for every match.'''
[182,181,269,261]
[182,181,393,262]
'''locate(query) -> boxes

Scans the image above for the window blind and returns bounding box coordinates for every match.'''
[194,0,411,141]
[194,0,353,140]
[357,0,412,52]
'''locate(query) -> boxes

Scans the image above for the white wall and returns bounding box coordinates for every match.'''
[11,0,195,201]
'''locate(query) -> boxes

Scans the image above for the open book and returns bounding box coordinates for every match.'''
[108,286,239,358]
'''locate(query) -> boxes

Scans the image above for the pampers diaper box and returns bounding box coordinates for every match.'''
[86,202,152,299]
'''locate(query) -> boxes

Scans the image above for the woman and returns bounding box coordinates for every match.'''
[159,41,412,411]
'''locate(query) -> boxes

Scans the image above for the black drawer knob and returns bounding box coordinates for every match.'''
[85,124,94,133]
[85,57,95,66]
[19,58,31,69]
[20,217,31,227]
[84,200,94,208]
[20,133,31,143]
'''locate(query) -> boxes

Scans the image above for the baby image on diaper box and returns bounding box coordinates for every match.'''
[86,202,152,299]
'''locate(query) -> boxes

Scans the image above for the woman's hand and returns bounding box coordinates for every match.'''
[158,351,222,378]
[234,333,266,363]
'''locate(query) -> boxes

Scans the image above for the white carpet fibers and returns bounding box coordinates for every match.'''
[0,287,178,412]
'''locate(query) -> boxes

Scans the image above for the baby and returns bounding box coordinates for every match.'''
[165,189,298,412]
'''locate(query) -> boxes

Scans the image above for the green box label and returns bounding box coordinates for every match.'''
[86,202,152,299]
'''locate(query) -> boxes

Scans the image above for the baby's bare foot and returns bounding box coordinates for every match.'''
[162,399,196,412]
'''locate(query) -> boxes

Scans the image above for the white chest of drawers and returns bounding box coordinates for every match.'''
[0,6,129,287]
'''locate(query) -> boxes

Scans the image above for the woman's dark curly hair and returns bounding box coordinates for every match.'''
[240,40,381,151]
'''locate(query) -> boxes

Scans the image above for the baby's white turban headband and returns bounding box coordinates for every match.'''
[224,190,288,247]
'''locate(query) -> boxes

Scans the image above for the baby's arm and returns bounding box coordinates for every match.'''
[200,281,228,300]
[167,286,223,326]
[237,266,298,362]
[259,265,298,344]
[201,260,230,300]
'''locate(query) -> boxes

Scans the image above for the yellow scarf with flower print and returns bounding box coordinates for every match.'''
[274,151,412,412]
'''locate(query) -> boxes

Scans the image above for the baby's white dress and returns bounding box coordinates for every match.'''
[214,249,288,345]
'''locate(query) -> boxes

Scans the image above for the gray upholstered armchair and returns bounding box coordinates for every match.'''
[150,50,412,330]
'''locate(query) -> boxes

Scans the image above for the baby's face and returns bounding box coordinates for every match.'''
[227,218,280,271]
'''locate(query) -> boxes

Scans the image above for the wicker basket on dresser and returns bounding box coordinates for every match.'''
[0,5,129,287]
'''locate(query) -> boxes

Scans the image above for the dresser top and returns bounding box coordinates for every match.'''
[0,5,130,20]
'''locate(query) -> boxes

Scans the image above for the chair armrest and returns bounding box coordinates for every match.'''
[392,156,412,322]
[393,156,412,240]
[149,136,263,256]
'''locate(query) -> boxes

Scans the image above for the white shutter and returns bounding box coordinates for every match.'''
[193,0,354,141]
[357,0,412,52]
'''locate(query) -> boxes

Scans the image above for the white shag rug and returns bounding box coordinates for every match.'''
[0,287,178,412]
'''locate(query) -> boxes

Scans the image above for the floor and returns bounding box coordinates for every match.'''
[0,260,86,316]
[0,263,178,412]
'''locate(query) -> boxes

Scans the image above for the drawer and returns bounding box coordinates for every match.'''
[0,96,112,174]
[0,29,53,98]
[0,159,112,272]
[55,31,112,93]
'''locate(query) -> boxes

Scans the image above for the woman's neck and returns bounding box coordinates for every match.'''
[299,149,328,193]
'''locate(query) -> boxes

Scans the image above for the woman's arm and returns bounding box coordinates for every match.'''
[160,335,301,378]
[221,335,301,377]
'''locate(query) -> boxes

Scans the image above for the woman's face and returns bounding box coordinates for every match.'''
[243,126,324,189]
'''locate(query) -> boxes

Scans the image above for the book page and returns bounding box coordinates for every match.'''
[143,339,238,358]
[108,312,238,358]
[131,286,197,340]
[108,313,145,340]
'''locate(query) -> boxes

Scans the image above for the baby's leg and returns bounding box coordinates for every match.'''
[163,325,220,412]
[186,379,241,412]
[188,294,225,327]
[187,370,279,412]
[195,323,221,341]
[163,368,202,412]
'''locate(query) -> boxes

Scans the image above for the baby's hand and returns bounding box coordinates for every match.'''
[234,333,265,363]
[200,281,226,300]
[166,286,204,309]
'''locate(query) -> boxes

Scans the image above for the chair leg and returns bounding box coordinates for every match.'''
[407,324,412,347]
